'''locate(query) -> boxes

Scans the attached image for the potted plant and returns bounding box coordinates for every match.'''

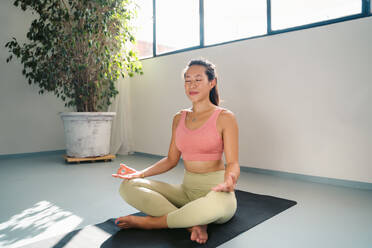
[5,0,143,158]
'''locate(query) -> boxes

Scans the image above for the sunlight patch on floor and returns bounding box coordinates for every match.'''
[0,201,82,248]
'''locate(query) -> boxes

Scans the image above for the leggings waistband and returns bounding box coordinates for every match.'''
[182,169,225,190]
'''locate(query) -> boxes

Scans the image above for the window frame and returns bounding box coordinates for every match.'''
[139,0,372,60]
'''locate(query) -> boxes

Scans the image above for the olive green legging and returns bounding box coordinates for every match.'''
[118,169,237,228]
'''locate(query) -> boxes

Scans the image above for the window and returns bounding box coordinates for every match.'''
[155,0,199,54]
[133,0,154,59]
[133,0,369,58]
[271,0,362,30]
[204,0,267,45]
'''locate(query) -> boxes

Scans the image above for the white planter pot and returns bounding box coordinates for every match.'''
[60,112,116,158]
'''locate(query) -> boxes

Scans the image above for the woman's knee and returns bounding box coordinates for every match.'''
[206,191,237,223]
[118,178,145,198]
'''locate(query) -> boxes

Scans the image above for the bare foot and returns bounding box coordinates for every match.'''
[190,225,208,244]
[115,215,168,230]
[115,215,143,229]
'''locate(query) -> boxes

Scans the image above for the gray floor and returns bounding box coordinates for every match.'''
[0,152,371,248]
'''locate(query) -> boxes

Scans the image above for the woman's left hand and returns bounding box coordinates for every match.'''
[211,172,237,192]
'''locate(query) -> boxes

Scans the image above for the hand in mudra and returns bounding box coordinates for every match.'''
[112,163,145,180]
[211,172,237,192]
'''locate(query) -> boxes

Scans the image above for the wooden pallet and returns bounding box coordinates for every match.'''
[64,154,115,163]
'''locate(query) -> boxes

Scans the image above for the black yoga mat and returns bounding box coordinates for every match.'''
[26,190,296,248]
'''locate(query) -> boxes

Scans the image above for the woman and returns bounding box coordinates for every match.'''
[115,58,240,244]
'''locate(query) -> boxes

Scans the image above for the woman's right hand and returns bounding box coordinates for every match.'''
[112,164,145,180]
[120,170,145,180]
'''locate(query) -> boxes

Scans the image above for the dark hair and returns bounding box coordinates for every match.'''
[183,58,220,106]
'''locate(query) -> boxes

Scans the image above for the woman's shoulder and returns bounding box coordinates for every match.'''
[174,108,192,116]
[175,108,190,114]
[217,107,234,116]
[217,107,237,125]
[175,107,234,116]
[172,109,188,124]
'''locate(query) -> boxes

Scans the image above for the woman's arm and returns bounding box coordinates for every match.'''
[212,110,240,192]
[126,112,182,179]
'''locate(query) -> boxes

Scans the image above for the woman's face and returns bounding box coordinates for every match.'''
[184,65,215,103]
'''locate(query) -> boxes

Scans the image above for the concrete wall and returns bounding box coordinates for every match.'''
[130,17,372,183]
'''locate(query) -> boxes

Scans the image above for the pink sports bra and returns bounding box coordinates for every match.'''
[175,108,224,161]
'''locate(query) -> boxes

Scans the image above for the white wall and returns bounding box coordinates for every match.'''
[0,1,68,155]
[130,17,372,183]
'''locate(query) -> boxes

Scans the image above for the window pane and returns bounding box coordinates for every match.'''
[156,0,199,54]
[133,0,153,59]
[204,0,267,46]
[271,0,362,30]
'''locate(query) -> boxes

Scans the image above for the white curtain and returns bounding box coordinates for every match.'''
[108,76,135,155]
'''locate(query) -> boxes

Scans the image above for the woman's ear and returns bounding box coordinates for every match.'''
[210,78,217,88]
